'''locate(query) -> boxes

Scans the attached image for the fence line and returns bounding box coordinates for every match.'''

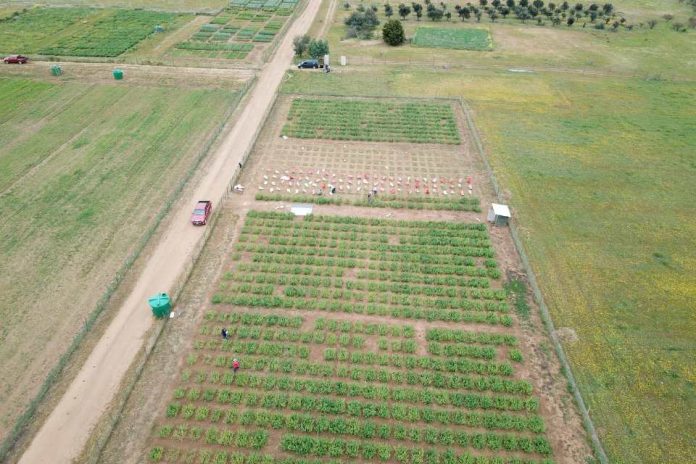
[458,97,609,464]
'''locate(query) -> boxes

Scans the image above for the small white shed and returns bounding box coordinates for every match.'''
[488,203,511,226]
[291,203,314,216]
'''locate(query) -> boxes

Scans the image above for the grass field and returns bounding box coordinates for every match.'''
[325,3,695,80]
[279,67,696,462]
[0,7,190,57]
[0,77,240,441]
[281,98,460,144]
[412,28,492,51]
[148,212,556,463]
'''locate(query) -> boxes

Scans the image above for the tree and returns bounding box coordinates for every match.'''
[344,2,351,8]
[293,34,311,56]
[344,8,381,38]
[308,39,329,57]
[382,18,405,44]
[385,3,394,17]
[459,5,471,19]
[567,15,575,25]
[488,8,499,20]
[647,18,657,28]
[602,2,613,14]
[427,6,444,19]
[398,3,412,18]
[412,2,423,19]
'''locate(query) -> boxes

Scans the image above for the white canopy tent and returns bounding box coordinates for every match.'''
[488,203,511,226]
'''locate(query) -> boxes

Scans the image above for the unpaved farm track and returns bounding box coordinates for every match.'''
[17,0,323,461]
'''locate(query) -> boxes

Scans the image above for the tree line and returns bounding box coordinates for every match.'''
[345,0,640,30]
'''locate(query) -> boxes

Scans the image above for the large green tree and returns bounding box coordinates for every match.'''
[382,19,405,45]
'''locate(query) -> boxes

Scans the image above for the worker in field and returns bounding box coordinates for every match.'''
[221,328,228,340]
[232,358,240,374]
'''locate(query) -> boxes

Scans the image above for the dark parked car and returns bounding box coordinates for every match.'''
[3,55,28,64]
[297,59,319,69]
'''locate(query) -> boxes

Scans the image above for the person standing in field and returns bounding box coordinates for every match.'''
[232,358,240,374]
[221,328,228,339]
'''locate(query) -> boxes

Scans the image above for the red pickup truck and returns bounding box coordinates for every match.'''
[190,200,212,226]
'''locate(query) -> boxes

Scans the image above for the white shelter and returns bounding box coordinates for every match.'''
[487,203,511,226]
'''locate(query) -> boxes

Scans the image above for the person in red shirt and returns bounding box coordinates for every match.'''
[232,358,240,374]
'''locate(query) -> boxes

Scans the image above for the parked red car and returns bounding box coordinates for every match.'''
[191,200,212,226]
[3,55,28,64]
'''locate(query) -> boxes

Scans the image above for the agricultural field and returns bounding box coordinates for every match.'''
[0,76,241,443]
[281,98,460,144]
[0,7,190,57]
[412,28,493,51]
[230,0,299,10]
[324,0,694,78]
[174,7,293,60]
[147,212,558,463]
[279,54,696,462]
[235,95,488,205]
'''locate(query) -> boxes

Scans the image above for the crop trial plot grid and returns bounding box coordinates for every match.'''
[240,96,488,201]
[147,212,555,464]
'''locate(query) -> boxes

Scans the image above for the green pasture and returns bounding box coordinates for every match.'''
[412,27,492,50]
[0,77,239,441]
[0,7,190,57]
[280,66,696,463]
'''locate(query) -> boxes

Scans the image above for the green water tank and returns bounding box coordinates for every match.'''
[148,293,171,318]
[113,68,124,80]
[50,64,62,76]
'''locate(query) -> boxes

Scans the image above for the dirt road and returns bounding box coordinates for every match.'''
[17,0,322,461]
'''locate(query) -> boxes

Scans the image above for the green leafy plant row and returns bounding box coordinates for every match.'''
[280,432,551,458]
[255,193,481,211]
[212,294,512,326]
[426,328,517,346]
[151,448,553,464]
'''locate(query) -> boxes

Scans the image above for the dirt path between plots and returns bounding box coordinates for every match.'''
[0,61,254,88]
[17,0,323,462]
[318,0,337,38]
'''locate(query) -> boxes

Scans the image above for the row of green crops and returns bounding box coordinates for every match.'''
[147,212,555,463]
[0,7,187,57]
[255,193,481,211]
[412,28,493,51]
[281,98,461,144]
[230,0,298,11]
